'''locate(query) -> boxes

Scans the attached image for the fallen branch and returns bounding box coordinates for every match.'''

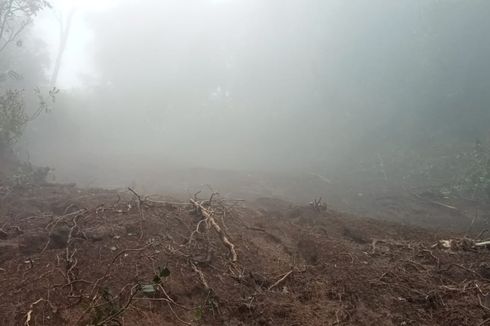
[191,262,210,290]
[128,187,145,220]
[187,219,207,245]
[190,198,238,262]
[479,318,490,326]
[89,242,155,298]
[268,270,293,291]
[309,197,327,212]
[475,241,490,247]
[411,192,458,210]
[24,298,56,326]
[478,294,490,311]
[95,284,140,326]
[477,229,488,240]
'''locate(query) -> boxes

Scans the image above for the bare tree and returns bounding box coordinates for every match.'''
[50,6,76,87]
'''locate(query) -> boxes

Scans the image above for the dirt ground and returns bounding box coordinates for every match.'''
[1,182,490,325]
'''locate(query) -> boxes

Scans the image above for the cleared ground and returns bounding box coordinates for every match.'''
[0,183,489,325]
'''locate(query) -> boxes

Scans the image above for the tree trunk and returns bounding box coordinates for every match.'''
[50,9,76,87]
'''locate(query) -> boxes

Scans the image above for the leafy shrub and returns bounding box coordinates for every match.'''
[0,87,57,154]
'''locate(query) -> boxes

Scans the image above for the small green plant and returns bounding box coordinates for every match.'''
[152,266,170,284]
[139,265,171,297]
[194,290,219,321]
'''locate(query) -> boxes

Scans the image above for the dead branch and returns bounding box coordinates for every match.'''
[191,262,210,290]
[24,298,56,326]
[128,187,145,220]
[187,218,207,245]
[371,239,389,254]
[475,241,490,247]
[418,249,440,268]
[145,198,189,206]
[95,284,141,326]
[166,301,193,325]
[477,229,488,240]
[434,237,490,251]
[190,198,238,262]
[411,192,458,210]
[479,318,490,326]
[443,263,489,281]
[478,294,490,311]
[268,270,293,291]
[309,197,327,212]
[41,209,87,255]
[89,242,155,298]
[371,239,378,254]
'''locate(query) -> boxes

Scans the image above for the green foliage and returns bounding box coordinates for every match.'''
[152,266,170,284]
[193,306,203,321]
[137,266,171,298]
[0,1,54,155]
[194,290,219,321]
[0,87,57,152]
[89,267,172,324]
[0,89,27,149]
[0,1,51,53]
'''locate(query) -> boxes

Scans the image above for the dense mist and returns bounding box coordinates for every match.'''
[7,0,489,199]
[4,2,490,323]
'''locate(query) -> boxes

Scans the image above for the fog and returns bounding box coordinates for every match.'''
[10,0,490,202]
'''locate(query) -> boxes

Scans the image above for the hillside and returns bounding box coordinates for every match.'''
[1,183,489,325]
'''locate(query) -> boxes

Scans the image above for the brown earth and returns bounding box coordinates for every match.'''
[0,183,489,325]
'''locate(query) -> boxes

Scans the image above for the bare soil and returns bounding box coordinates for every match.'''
[0,183,489,325]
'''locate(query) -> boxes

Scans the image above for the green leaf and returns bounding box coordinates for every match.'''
[152,275,161,284]
[194,306,203,321]
[159,266,170,278]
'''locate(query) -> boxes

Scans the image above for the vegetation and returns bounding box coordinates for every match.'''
[0,88,56,153]
[0,0,53,157]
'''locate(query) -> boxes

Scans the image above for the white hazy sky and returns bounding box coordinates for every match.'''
[33,0,238,88]
[33,0,119,88]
